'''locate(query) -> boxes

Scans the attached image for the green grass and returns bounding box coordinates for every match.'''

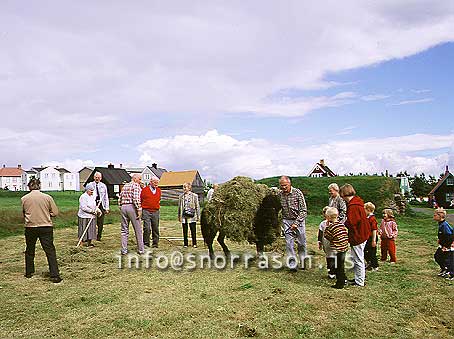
[1,184,453,338]
[0,204,453,338]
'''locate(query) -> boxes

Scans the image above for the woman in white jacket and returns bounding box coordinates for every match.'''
[78,184,98,247]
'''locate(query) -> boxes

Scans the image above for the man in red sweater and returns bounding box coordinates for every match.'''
[141,177,162,248]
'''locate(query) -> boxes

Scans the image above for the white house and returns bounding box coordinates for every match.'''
[307,159,337,178]
[58,168,78,191]
[35,167,61,191]
[26,166,77,191]
[0,165,25,191]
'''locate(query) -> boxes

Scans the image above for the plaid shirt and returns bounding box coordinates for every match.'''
[119,182,142,210]
[279,187,307,223]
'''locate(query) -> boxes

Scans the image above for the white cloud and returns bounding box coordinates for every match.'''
[1,2,454,169]
[361,94,390,101]
[2,1,454,126]
[390,98,434,106]
[138,130,454,182]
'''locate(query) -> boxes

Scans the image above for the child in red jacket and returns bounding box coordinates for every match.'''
[379,209,398,263]
[364,202,379,271]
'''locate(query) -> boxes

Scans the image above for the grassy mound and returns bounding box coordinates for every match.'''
[257,175,400,215]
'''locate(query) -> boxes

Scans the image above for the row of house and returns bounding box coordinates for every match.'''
[80,164,205,203]
[0,165,77,191]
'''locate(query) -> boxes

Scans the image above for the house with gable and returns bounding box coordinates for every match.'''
[125,163,167,185]
[84,164,131,199]
[0,165,25,191]
[159,170,204,202]
[429,166,454,208]
[307,159,337,178]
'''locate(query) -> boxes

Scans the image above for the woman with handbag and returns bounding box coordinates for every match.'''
[178,182,200,248]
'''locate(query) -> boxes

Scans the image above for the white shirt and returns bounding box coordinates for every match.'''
[78,192,97,218]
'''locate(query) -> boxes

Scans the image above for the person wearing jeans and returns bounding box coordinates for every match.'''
[339,184,370,286]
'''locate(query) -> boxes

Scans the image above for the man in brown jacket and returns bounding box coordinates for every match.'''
[21,178,62,283]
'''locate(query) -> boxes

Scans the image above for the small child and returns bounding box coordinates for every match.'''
[433,207,454,280]
[378,209,398,263]
[324,207,349,289]
[364,202,379,271]
[318,206,336,279]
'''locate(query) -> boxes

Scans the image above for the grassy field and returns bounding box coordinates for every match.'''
[0,192,453,338]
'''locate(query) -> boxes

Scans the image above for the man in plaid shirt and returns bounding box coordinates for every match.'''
[278,176,308,270]
[119,173,144,254]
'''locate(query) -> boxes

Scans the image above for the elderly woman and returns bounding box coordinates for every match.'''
[328,183,347,224]
[78,184,99,247]
[178,182,200,248]
[339,183,370,287]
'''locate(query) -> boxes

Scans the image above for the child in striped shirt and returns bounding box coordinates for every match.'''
[324,207,349,289]
[318,206,336,279]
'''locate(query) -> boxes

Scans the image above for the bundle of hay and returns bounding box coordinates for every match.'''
[201,176,281,256]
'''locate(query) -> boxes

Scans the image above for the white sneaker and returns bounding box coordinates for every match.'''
[371,267,379,272]
[328,274,336,279]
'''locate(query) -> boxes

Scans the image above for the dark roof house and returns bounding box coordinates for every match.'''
[307,159,337,178]
[429,166,454,208]
[84,164,131,198]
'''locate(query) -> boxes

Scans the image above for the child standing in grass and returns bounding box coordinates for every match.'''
[364,202,379,271]
[324,207,349,289]
[379,209,398,263]
[433,207,454,280]
[318,206,336,279]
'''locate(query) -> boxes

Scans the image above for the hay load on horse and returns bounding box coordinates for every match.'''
[201,176,281,258]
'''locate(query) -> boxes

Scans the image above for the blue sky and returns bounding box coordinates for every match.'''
[1,1,454,181]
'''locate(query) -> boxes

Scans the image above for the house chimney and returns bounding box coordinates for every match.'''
[108,163,114,169]
[446,165,449,174]
[319,159,325,166]
[2,164,5,168]
[120,163,123,168]
[152,163,157,169]
[18,164,22,169]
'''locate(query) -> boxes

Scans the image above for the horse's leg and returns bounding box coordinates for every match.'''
[207,234,216,260]
[256,241,264,256]
[217,231,230,258]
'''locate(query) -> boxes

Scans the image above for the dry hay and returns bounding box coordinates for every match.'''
[202,176,281,245]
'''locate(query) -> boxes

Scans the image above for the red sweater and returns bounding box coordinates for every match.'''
[345,196,370,246]
[140,186,161,211]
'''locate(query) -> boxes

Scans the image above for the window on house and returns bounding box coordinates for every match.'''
[447,193,454,202]
[6,178,10,183]
[49,182,52,188]
[12,177,17,183]
[45,174,48,178]
[52,173,56,178]
[447,178,454,186]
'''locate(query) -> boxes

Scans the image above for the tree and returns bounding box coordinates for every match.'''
[410,173,432,198]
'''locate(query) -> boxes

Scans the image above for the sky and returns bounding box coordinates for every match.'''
[1,1,454,182]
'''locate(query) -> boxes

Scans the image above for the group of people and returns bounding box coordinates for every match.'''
[20,174,452,285]
[77,172,213,254]
[278,176,399,289]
